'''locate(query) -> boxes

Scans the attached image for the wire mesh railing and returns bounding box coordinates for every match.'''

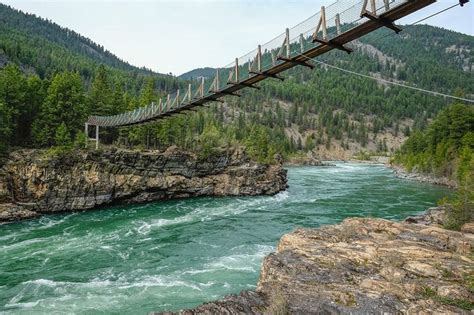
[87,0,411,127]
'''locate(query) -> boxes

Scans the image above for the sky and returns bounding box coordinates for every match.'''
[2,0,473,75]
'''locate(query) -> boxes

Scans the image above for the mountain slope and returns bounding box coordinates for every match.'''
[0,2,472,162]
[179,67,216,80]
[0,3,182,94]
[174,25,473,160]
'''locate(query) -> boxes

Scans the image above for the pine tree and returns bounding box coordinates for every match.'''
[32,72,86,146]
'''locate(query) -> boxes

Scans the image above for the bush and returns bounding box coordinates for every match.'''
[197,123,223,159]
[73,131,87,149]
[54,122,72,148]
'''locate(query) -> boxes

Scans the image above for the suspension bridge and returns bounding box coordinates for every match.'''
[85,0,468,148]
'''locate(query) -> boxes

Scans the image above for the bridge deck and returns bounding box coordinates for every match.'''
[87,0,436,128]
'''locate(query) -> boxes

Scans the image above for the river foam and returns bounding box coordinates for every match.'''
[0,164,450,314]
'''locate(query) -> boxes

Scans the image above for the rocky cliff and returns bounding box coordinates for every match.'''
[0,147,287,222]
[160,208,473,314]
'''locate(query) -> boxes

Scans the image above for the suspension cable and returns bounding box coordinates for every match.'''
[300,2,474,104]
[300,54,474,103]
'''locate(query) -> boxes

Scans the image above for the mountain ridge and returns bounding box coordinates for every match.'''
[0,3,159,76]
[0,3,472,162]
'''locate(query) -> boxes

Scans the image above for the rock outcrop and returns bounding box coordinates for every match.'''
[0,147,287,222]
[162,208,473,314]
[391,165,458,188]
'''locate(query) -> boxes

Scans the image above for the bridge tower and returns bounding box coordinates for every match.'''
[85,123,99,150]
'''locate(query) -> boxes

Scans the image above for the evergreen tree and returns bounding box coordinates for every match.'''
[32,72,86,146]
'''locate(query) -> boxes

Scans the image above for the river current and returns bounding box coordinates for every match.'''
[0,163,451,314]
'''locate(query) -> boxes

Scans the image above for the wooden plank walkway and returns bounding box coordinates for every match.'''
[86,0,436,129]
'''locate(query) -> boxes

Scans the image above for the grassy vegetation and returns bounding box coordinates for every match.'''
[421,286,473,311]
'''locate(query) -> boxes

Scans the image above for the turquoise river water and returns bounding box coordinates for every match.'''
[0,164,451,314]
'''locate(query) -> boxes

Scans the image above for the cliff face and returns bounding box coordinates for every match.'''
[162,208,473,314]
[0,147,287,222]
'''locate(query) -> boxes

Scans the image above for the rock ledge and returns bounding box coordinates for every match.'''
[0,147,287,222]
[161,208,473,314]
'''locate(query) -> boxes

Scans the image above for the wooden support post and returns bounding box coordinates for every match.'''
[361,0,369,16]
[159,99,163,114]
[235,58,239,83]
[321,6,327,40]
[336,14,341,35]
[200,77,205,98]
[286,28,290,58]
[212,69,220,92]
[166,94,171,111]
[257,45,262,72]
[84,123,88,148]
[299,33,304,53]
[313,15,322,39]
[95,125,99,150]
[370,0,376,14]
[188,84,192,102]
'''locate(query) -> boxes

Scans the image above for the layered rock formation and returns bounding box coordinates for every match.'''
[163,208,473,314]
[391,165,458,188]
[0,147,287,222]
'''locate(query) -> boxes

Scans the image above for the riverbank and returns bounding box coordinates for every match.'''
[160,207,473,314]
[0,163,451,313]
[0,147,287,222]
[391,164,458,189]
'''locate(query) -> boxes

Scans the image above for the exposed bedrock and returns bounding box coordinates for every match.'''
[0,147,288,222]
[160,207,473,314]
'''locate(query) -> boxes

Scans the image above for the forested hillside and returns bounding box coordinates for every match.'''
[0,2,473,163]
[394,103,473,181]
[394,103,473,230]
[0,4,181,93]
[176,25,474,161]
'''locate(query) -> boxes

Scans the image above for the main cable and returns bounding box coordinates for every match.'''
[299,2,474,104]
[300,54,474,103]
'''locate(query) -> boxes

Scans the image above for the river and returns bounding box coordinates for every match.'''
[0,163,451,314]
